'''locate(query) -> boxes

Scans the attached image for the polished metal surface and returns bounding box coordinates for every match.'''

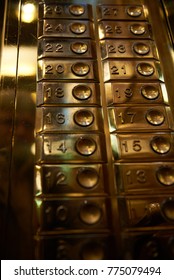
[1,0,174,260]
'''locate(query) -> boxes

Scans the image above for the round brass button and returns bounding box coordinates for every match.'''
[146,109,165,126]
[80,202,102,224]
[161,198,174,222]
[75,137,96,156]
[81,242,104,260]
[72,85,92,100]
[141,85,159,100]
[130,23,146,35]
[137,63,154,76]
[70,42,88,54]
[133,42,150,55]
[71,62,90,76]
[69,5,85,16]
[150,136,171,154]
[74,109,94,127]
[127,6,142,17]
[156,166,174,186]
[77,168,99,188]
[70,22,86,34]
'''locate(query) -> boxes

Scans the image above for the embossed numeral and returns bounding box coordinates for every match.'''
[45,23,53,32]
[56,64,64,74]
[118,111,136,124]
[45,65,53,74]
[45,43,53,52]
[45,43,64,53]
[108,44,126,54]
[44,86,64,98]
[115,88,133,98]
[111,65,126,75]
[57,141,67,153]
[56,44,63,52]
[105,25,113,33]
[45,5,53,15]
[126,170,147,185]
[122,140,142,152]
[56,113,65,124]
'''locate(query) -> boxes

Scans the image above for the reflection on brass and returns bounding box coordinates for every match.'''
[145,109,165,126]
[72,84,92,100]
[70,22,86,34]
[130,23,146,35]
[70,41,88,54]
[137,62,155,76]
[71,62,90,76]
[141,85,160,100]
[75,137,97,156]
[150,136,171,154]
[133,42,150,55]
[69,5,85,16]
[2,0,174,260]
[156,166,174,186]
[80,202,102,224]
[77,168,99,188]
[161,198,174,222]
[127,6,142,17]
[74,109,94,127]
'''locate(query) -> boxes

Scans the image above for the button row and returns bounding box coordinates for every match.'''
[36,134,107,163]
[38,20,94,38]
[105,82,167,105]
[35,164,107,196]
[100,39,158,59]
[97,5,146,21]
[119,196,174,228]
[115,162,174,193]
[108,106,173,132]
[111,133,174,161]
[37,82,101,106]
[122,231,174,260]
[35,198,109,231]
[38,38,96,59]
[98,21,152,39]
[103,60,163,81]
[37,59,98,81]
[35,234,116,260]
[36,107,103,133]
[39,3,93,20]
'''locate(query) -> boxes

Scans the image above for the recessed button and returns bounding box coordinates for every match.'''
[74,110,94,127]
[71,62,90,76]
[127,6,142,17]
[146,109,165,125]
[72,85,92,100]
[133,42,150,55]
[150,136,171,154]
[75,137,96,156]
[137,63,154,76]
[81,242,104,260]
[71,42,88,54]
[156,166,174,186]
[130,23,146,35]
[80,202,102,224]
[69,5,85,16]
[141,85,159,100]
[161,198,174,222]
[77,168,99,188]
[70,22,86,34]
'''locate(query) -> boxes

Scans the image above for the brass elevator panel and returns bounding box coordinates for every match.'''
[1,0,174,259]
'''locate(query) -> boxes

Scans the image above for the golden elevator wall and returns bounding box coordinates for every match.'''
[0,0,174,260]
